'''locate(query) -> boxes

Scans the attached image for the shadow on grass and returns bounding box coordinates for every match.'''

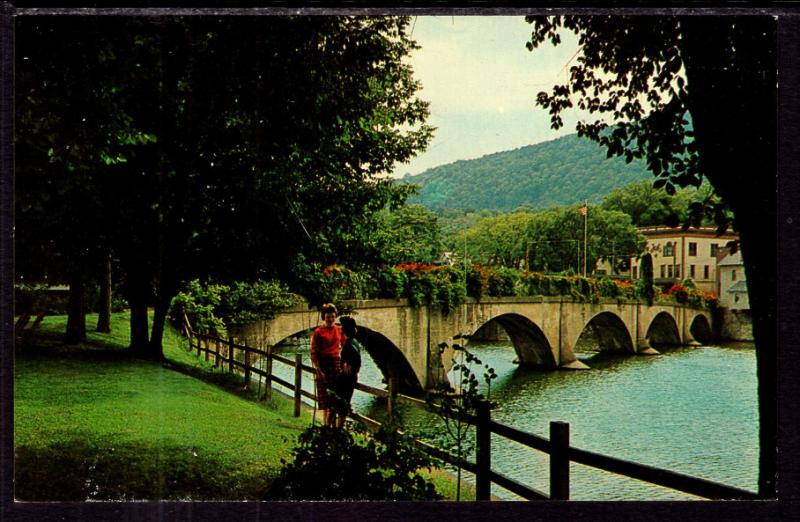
[16,327,132,361]
[15,438,274,501]
[161,356,282,406]
[21,328,265,403]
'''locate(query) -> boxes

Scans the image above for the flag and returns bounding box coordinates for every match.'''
[578,205,587,216]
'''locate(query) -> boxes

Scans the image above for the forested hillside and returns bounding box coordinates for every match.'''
[399,134,652,211]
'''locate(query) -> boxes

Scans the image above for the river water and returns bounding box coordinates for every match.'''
[273,339,758,501]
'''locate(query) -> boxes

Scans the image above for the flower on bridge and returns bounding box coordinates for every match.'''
[395,262,439,273]
[322,264,342,278]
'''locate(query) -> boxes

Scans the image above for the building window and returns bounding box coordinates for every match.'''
[734,294,740,304]
[668,265,674,278]
[674,265,680,279]
[704,265,710,279]
[633,266,638,279]
[690,265,696,278]
[661,265,666,278]
[732,270,737,281]
[663,242,674,257]
[710,243,719,257]
[688,242,697,256]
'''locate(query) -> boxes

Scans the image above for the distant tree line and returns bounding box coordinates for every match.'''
[416,180,727,274]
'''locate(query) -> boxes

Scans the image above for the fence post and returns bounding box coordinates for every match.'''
[387,377,398,420]
[243,344,251,390]
[215,338,221,367]
[475,400,491,501]
[183,315,193,352]
[204,338,210,362]
[265,345,273,401]
[228,335,234,374]
[181,313,192,344]
[293,353,303,417]
[550,421,570,501]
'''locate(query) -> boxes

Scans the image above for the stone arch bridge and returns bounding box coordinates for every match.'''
[235,297,714,396]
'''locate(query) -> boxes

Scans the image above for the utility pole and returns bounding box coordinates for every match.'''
[581,201,588,277]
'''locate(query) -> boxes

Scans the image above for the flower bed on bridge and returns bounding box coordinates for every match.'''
[170,265,716,333]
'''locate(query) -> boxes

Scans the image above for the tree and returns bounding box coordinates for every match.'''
[454,207,642,274]
[601,179,724,228]
[526,14,776,497]
[372,204,443,265]
[17,16,433,359]
[16,19,156,344]
[459,211,533,268]
[638,252,655,306]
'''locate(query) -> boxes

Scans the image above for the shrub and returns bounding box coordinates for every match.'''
[169,279,301,334]
[597,277,634,300]
[265,425,442,501]
[663,280,718,310]
[465,264,488,299]
[518,271,556,296]
[401,264,465,314]
[219,281,302,328]
[487,267,519,297]
[665,283,690,304]
[169,280,228,336]
[375,266,408,299]
[564,275,600,303]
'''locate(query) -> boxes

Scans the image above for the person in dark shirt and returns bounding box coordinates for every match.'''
[333,316,362,428]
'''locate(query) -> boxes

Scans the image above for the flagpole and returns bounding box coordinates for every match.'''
[583,200,588,277]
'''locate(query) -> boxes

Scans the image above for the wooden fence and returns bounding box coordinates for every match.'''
[184,326,758,502]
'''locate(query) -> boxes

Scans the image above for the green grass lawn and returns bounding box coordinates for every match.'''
[15,311,314,500]
[15,311,476,501]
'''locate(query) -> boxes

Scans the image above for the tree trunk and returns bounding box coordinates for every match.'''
[65,270,86,345]
[148,292,174,360]
[680,16,777,498]
[127,265,151,357]
[96,254,112,333]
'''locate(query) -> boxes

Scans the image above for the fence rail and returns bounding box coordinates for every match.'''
[183,325,758,502]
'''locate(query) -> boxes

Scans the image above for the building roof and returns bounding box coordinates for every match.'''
[718,250,744,267]
[728,280,749,293]
[638,225,739,240]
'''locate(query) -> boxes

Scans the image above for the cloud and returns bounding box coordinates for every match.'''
[410,16,578,115]
[394,16,582,177]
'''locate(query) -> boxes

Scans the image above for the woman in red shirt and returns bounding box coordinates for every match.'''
[310,303,342,427]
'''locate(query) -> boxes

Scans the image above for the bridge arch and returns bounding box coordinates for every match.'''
[645,311,682,348]
[355,326,424,395]
[249,323,425,396]
[574,311,635,355]
[468,313,557,369]
[688,312,713,344]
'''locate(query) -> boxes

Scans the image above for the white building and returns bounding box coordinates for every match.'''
[629,226,739,294]
[717,250,749,310]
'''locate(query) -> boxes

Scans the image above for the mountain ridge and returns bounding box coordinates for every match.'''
[398,133,654,212]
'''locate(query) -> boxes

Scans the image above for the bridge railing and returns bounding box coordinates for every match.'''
[182,324,757,502]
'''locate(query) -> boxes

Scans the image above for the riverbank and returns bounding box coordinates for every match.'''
[14,311,475,501]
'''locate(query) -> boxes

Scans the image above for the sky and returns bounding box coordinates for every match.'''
[392,16,582,178]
